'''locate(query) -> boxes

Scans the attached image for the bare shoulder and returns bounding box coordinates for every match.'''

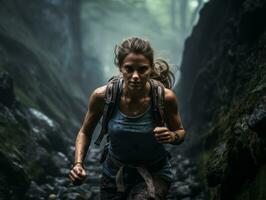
[88,85,107,112]
[164,88,178,104]
[91,85,107,100]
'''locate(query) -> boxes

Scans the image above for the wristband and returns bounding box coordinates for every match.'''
[170,130,182,145]
[73,162,84,168]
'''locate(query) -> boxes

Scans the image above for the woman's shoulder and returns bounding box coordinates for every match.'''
[91,85,107,98]
[150,79,177,104]
[164,88,178,105]
[88,85,107,108]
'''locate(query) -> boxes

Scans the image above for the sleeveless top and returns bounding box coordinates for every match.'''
[102,93,174,182]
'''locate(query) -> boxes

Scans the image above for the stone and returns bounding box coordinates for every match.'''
[176,185,191,197]
[48,193,57,199]
[60,192,84,200]
[0,71,15,107]
[52,152,71,170]
[206,143,228,187]
[248,101,266,136]
[25,181,46,199]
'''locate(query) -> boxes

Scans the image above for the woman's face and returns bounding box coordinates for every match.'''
[119,53,152,91]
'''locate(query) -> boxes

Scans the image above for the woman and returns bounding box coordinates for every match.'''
[69,37,186,200]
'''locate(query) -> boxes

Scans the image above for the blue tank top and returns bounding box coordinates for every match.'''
[102,94,174,182]
[108,98,167,163]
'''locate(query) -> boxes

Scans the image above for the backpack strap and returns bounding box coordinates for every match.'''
[94,77,123,146]
[149,79,166,126]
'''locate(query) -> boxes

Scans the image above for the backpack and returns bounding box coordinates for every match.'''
[94,75,166,146]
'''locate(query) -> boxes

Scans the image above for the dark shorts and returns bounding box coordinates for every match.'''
[100,172,170,200]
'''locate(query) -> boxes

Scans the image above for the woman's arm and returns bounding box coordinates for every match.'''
[153,88,186,144]
[69,85,106,184]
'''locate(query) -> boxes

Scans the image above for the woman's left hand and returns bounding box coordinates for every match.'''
[153,127,177,144]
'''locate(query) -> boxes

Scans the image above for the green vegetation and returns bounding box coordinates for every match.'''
[197,149,211,185]
[0,64,7,71]
[14,86,39,108]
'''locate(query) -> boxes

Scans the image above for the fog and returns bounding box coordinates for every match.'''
[81,0,208,88]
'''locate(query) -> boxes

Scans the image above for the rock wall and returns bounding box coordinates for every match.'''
[177,0,266,199]
[0,0,87,199]
[0,0,85,135]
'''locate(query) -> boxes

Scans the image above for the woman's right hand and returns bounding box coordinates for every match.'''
[69,163,87,186]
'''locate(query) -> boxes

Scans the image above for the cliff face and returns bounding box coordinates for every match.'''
[0,0,85,134]
[177,0,266,199]
[0,0,86,199]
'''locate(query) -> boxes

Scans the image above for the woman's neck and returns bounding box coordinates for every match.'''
[122,82,150,101]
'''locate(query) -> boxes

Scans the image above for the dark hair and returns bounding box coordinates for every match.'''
[114,37,175,89]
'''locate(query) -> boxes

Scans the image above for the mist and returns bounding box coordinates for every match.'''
[81,0,207,88]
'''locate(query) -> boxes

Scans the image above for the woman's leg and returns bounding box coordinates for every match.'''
[127,176,170,200]
[100,173,127,200]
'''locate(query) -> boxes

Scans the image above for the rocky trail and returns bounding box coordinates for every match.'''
[25,146,206,200]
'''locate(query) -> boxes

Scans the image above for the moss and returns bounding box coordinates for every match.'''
[26,161,46,183]
[0,120,47,183]
[0,64,7,71]
[43,98,66,121]
[14,86,39,108]
[235,164,266,200]
[197,150,211,185]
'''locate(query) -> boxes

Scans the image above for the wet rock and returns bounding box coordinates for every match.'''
[41,183,55,194]
[90,186,100,195]
[57,186,68,197]
[181,197,192,200]
[190,182,201,193]
[172,181,185,189]
[0,103,18,125]
[27,108,69,154]
[48,193,57,199]
[206,143,228,187]
[86,173,101,184]
[60,168,71,177]
[60,184,93,200]
[0,151,30,199]
[176,185,191,197]
[0,71,15,107]
[182,159,191,168]
[28,108,55,128]
[54,177,69,187]
[52,152,71,170]
[168,153,206,199]
[248,101,266,136]
[79,184,93,199]
[233,115,250,136]
[68,146,75,161]
[25,181,46,200]
[60,192,84,200]
[35,149,60,179]
[87,147,101,165]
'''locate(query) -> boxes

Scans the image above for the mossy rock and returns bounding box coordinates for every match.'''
[235,164,266,200]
